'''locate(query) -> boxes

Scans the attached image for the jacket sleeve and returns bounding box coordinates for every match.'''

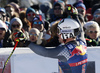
[28,43,70,62]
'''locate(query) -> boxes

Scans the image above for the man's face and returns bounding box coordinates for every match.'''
[0,28,6,40]
[54,6,63,16]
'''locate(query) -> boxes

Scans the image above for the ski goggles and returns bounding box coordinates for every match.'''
[27,13,35,16]
[29,33,37,37]
[33,21,43,25]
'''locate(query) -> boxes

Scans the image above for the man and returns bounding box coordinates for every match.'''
[16,18,87,73]
[49,1,65,23]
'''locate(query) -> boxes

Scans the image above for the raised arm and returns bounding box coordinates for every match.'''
[28,43,70,62]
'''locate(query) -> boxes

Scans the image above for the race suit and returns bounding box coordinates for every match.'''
[58,39,87,73]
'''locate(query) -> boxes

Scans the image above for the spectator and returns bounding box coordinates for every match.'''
[84,21,100,46]
[32,14,46,31]
[29,28,46,46]
[0,8,6,23]
[4,4,19,20]
[0,7,11,29]
[6,29,27,47]
[92,8,100,26]
[0,20,7,47]
[40,1,52,20]
[10,17,23,31]
[9,2,20,14]
[0,8,11,47]
[26,7,37,25]
[19,11,31,32]
[22,19,31,32]
[10,17,29,39]
[32,14,51,42]
[49,1,65,23]
[91,3,100,16]
[73,1,88,22]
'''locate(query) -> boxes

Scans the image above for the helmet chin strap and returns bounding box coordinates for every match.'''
[64,38,76,44]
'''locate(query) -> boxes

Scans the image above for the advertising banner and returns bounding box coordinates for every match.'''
[86,47,100,73]
[0,47,100,73]
[0,55,11,73]
[0,48,58,73]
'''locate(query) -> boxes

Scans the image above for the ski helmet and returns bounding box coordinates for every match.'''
[58,18,80,40]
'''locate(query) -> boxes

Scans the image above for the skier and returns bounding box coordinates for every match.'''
[16,18,87,73]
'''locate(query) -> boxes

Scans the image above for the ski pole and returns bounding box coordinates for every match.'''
[2,41,18,73]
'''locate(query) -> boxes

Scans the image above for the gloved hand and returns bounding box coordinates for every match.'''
[14,32,26,42]
[36,32,43,45]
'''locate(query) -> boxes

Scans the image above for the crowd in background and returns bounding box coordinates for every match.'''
[0,0,100,47]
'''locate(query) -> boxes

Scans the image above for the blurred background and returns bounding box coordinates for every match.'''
[0,0,79,8]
